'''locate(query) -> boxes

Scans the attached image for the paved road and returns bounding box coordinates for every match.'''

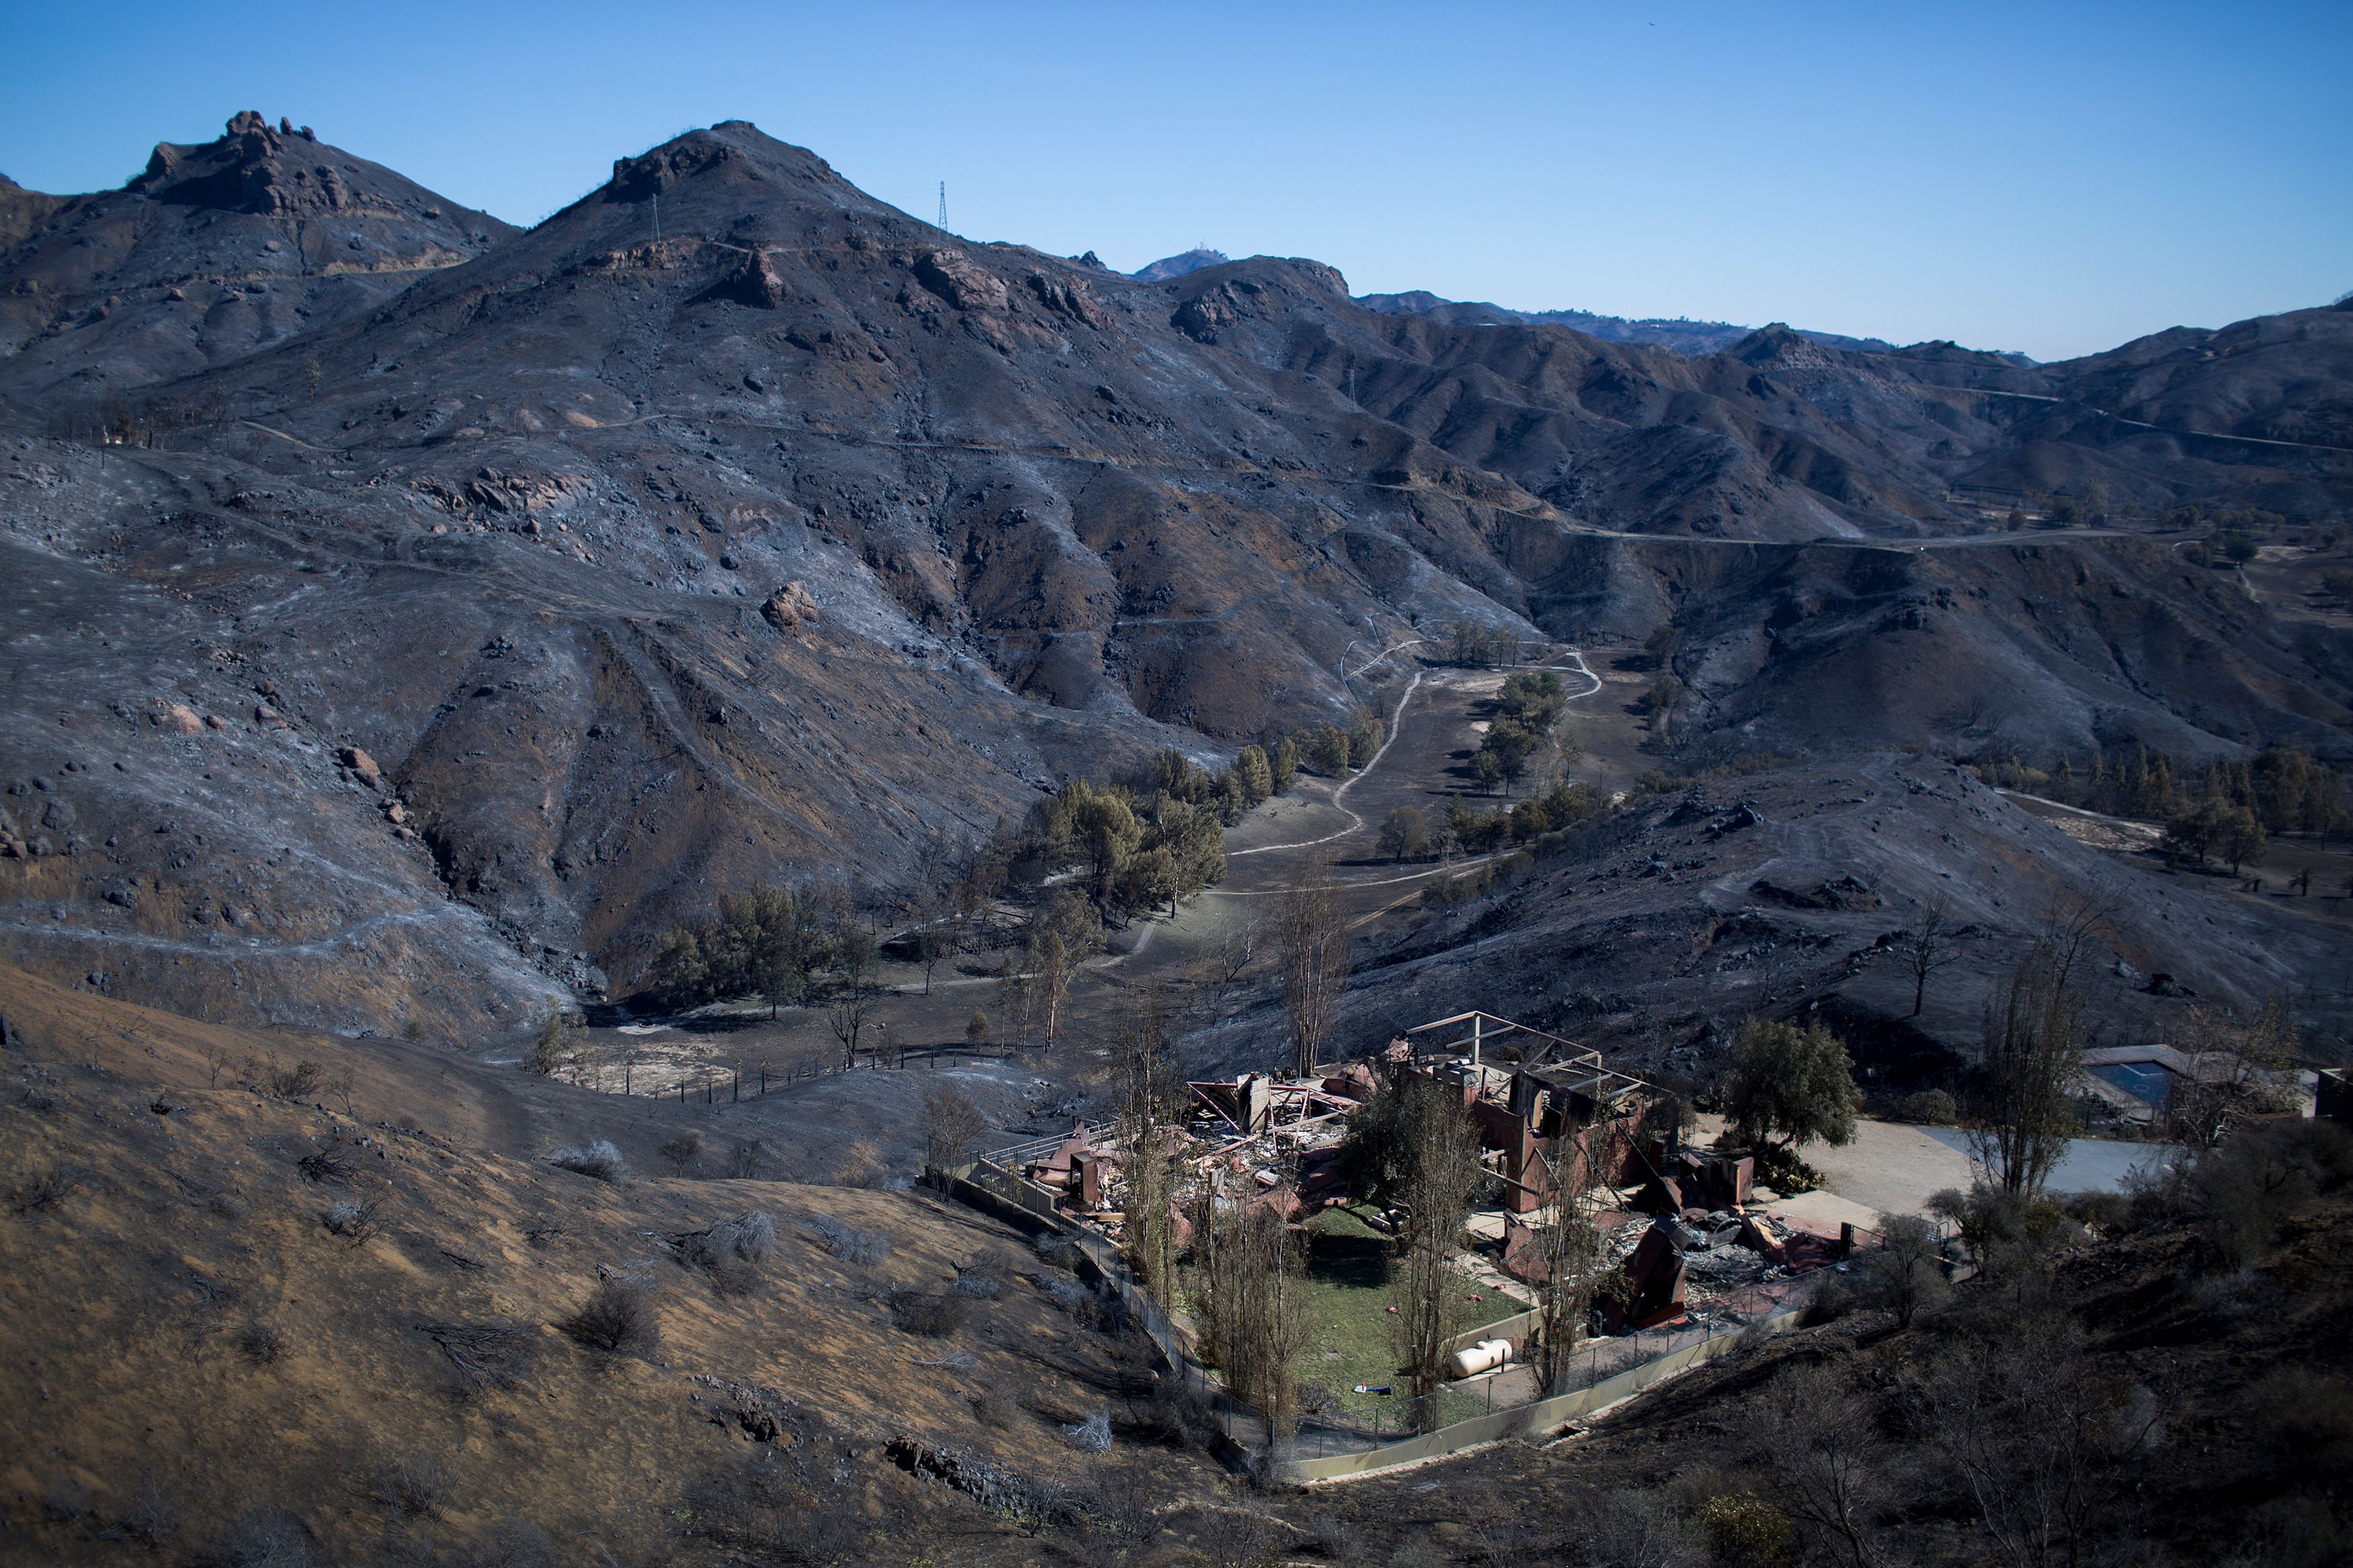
[1917,1126,2173,1194]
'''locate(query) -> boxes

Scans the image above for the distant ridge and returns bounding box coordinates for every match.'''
[1355,288,2037,366]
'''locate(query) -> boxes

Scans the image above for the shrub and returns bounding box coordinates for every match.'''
[658,1132,705,1174]
[971,1383,1020,1429]
[2245,1367,2353,1478]
[889,1289,968,1337]
[380,1453,454,1519]
[545,1139,628,1184]
[1047,1278,1092,1314]
[219,1506,315,1567]
[562,1279,659,1354]
[296,1150,350,1185]
[1033,1231,1080,1270]
[1749,1143,1823,1194]
[1862,1214,1950,1327]
[1146,1380,1217,1448]
[421,1319,531,1395]
[2191,1118,2353,1270]
[2061,1189,2131,1236]
[1062,1407,1113,1453]
[676,1212,774,1297]
[241,1323,287,1364]
[726,1210,775,1264]
[807,1212,889,1266]
[267,1059,325,1099]
[321,1198,381,1241]
[122,1471,178,1548]
[833,1139,885,1188]
[1895,1088,1958,1124]
[10,1165,77,1215]
[1802,1270,1858,1325]
[1696,1493,1792,1565]
[952,1270,1002,1300]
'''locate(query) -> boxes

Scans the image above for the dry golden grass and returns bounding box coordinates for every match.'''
[0,964,1215,1564]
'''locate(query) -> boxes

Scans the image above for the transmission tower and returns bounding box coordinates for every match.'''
[937,181,947,231]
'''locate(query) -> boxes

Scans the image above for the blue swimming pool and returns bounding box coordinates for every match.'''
[2092,1061,2176,1109]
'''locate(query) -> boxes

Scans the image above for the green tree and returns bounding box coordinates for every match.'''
[1642,676,1685,743]
[1234,744,1275,803]
[1269,735,1300,792]
[1055,780,1141,904]
[1305,723,1351,777]
[1115,845,1179,917]
[1725,1018,1860,1157]
[1443,794,1480,856]
[649,925,710,1009]
[1377,806,1429,862]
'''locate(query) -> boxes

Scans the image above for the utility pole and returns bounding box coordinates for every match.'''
[937,181,948,231]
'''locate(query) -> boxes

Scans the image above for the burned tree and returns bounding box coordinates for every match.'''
[1900,897,1962,1018]
[920,1085,988,1192]
[1191,1185,1307,1435]
[1530,1106,1626,1396]
[1279,857,1351,1077]
[1113,991,1187,1294]
[1388,1078,1482,1419]
[1970,913,2100,1194]
[826,923,881,1068]
[2168,999,2299,1149]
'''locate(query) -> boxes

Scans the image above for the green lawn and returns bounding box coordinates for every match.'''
[1295,1206,1497,1426]
[1176,1206,1515,1430]
[1293,1206,1398,1415]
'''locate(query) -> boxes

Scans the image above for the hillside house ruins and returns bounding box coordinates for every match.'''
[995,1010,1847,1342]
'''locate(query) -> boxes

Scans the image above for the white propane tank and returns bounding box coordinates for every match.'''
[1446,1337,1515,1379]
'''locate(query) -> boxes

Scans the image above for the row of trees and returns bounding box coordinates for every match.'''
[1443,619,1543,669]
[1975,743,2346,841]
[646,882,874,1021]
[1374,779,1615,866]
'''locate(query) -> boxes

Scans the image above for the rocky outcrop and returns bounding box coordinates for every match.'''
[912,249,1007,313]
[760,581,819,632]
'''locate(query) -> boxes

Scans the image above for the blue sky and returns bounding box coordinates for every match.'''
[3,1,2346,361]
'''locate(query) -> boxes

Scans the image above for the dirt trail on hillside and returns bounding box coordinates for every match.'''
[1085,649,1609,993]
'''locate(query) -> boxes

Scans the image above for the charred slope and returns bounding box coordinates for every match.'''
[2051,300,2353,452]
[1213,754,2351,1078]
[0,112,514,405]
[1525,534,2353,765]
[1,118,2347,1034]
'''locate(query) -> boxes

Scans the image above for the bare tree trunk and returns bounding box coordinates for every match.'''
[1533,1112,1618,1395]
[1279,857,1351,1077]
[1195,1185,1307,1438]
[1114,990,1187,1295]
[1392,1080,1482,1424]
[1968,915,2097,1194]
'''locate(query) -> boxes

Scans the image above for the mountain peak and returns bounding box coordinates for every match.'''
[599,121,869,209]
[1133,247,1230,282]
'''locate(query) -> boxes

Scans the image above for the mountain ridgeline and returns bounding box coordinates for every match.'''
[1,114,2348,1034]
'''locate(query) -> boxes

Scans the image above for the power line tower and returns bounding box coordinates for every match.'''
[937,181,947,231]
